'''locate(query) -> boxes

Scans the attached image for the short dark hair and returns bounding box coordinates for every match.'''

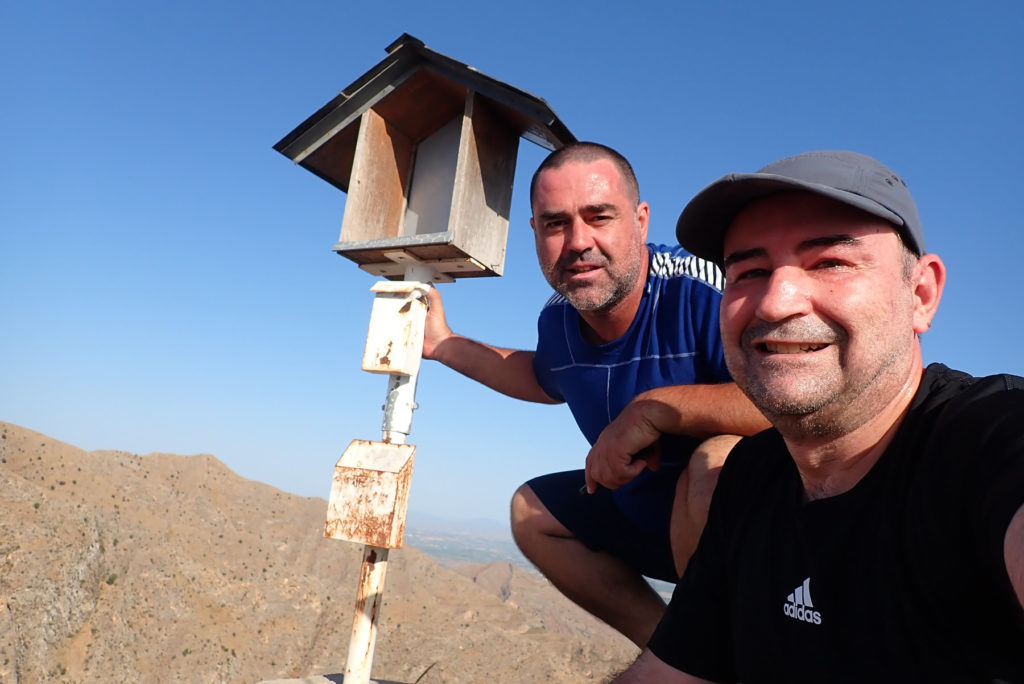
[529,142,640,208]
[899,236,920,282]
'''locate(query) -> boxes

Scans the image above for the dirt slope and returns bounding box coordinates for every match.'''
[0,421,636,683]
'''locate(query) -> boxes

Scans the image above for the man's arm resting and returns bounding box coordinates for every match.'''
[585,383,768,491]
[623,382,769,439]
[609,649,717,684]
[1004,502,1024,610]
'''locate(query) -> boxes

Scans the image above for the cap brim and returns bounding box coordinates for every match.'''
[676,173,907,265]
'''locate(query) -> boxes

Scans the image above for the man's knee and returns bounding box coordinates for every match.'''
[678,434,742,523]
[690,434,741,477]
[510,482,569,543]
[510,483,542,538]
[671,435,743,568]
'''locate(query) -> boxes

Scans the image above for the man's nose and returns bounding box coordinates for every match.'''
[565,218,596,254]
[754,266,812,322]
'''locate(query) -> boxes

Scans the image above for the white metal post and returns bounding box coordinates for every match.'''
[343,272,429,684]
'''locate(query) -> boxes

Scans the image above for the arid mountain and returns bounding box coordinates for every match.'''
[0,422,637,683]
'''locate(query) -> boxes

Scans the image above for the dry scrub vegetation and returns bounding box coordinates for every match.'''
[0,421,636,683]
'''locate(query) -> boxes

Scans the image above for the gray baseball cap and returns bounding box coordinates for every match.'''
[676,150,924,265]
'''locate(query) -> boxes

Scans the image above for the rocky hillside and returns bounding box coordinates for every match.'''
[0,422,636,683]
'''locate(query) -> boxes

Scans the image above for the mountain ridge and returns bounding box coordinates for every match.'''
[0,421,635,682]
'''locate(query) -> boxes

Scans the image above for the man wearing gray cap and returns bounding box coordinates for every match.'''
[607,151,1024,682]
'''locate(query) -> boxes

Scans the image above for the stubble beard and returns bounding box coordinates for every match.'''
[730,338,909,440]
[546,245,644,313]
[735,358,848,438]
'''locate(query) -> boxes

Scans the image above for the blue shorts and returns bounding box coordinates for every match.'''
[526,461,686,583]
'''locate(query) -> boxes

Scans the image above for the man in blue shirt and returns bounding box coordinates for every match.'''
[423,143,767,646]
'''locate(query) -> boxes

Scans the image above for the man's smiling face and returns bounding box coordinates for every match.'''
[719,191,920,436]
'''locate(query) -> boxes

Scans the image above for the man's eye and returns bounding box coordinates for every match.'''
[812,259,845,270]
[728,268,768,283]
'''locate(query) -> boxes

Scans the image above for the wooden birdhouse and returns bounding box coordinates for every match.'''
[273,33,575,280]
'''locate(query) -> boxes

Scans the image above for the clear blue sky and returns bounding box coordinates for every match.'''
[2,1,1022,527]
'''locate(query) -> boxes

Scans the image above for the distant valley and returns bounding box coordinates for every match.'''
[404,519,531,570]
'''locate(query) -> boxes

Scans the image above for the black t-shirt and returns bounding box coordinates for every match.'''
[649,364,1024,683]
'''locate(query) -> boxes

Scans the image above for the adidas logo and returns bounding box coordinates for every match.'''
[783,577,822,625]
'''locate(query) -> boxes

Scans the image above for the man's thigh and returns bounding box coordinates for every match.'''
[526,468,680,583]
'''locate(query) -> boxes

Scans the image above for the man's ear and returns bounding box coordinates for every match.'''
[636,201,650,242]
[912,253,946,334]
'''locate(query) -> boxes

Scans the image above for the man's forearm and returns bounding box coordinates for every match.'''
[630,382,769,439]
[1004,502,1024,611]
[430,334,560,404]
[584,382,768,493]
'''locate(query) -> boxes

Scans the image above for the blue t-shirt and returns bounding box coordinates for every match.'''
[532,244,731,523]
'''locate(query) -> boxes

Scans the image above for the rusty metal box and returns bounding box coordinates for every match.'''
[324,440,416,549]
[361,281,428,376]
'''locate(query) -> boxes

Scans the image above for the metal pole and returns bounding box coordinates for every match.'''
[344,269,428,684]
[381,373,418,445]
[344,372,418,683]
[343,545,390,683]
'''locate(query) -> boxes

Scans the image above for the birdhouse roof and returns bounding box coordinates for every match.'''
[273,33,576,192]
